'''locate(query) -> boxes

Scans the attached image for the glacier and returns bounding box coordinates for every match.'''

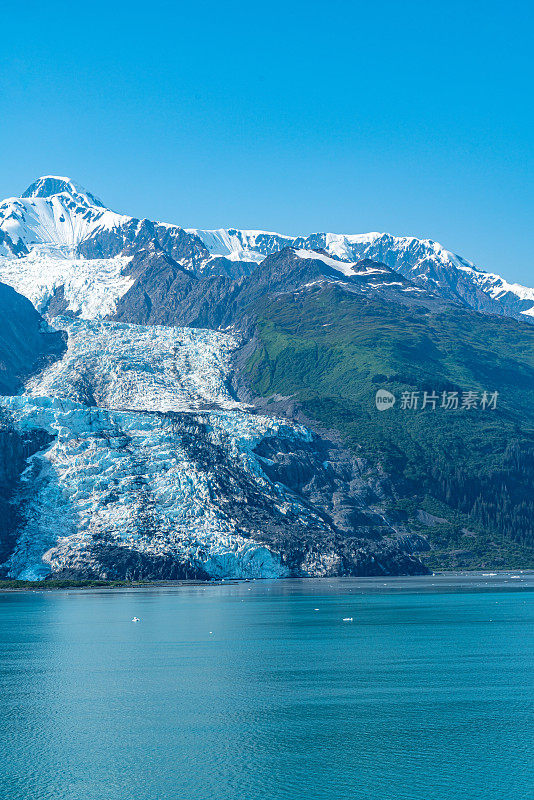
[0,396,306,581]
[0,250,133,319]
[0,318,324,580]
[24,317,244,413]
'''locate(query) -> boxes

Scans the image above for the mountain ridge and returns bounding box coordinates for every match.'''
[0,176,532,323]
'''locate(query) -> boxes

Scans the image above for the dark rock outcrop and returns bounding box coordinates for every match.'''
[113,244,242,328]
[0,281,66,394]
[77,217,209,266]
[0,282,66,570]
[0,419,53,566]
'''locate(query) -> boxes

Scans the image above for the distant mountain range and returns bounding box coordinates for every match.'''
[0,176,532,581]
[1,175,533,322]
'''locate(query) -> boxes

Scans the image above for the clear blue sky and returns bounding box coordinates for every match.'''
[1,0,532,284]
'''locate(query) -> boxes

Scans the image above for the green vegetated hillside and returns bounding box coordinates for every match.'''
[245,285,534,569]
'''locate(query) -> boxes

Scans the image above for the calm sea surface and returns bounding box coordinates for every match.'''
[1,574,533,800]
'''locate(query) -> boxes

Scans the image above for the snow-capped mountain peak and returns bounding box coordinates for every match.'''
[21,175,105,208]
[0,176,208,266]
[0,176,132,260]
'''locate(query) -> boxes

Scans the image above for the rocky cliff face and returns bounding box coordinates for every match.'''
[0,280,65,567]
[113,246,240,329]
[0,281,66,394]
[0,420,53,565]
[77,217,209,265]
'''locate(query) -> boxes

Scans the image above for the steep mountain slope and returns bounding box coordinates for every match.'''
[113,247,454,330]
[0,176,208,264]
[0,177,128,256]
[242,285,534,568]
[0,177,209,319]
[0,281,65,565]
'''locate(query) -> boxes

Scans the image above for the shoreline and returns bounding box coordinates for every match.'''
[1,570,533,592]
[0,577,244,592]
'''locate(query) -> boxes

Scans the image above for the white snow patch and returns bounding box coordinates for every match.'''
[0,193,130,254]
[187,228,292,264]
[294,249,358,277]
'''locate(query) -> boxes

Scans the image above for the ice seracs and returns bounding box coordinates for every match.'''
[0,394,307,581]
[25,317,244,413]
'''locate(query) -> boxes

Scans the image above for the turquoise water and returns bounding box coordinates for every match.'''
[1,574,533,800]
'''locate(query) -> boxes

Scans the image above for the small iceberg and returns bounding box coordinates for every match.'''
[131,617,140,622]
